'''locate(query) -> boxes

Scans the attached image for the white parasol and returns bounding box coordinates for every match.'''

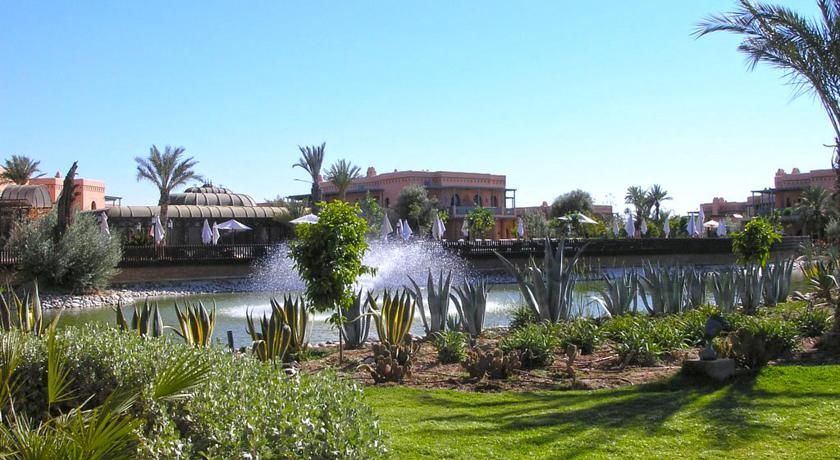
[99,212,110,238]
[201,219,212,245]
[517,216,525,238]
[687,214,696,237]
[625,213,636,239]
[290,213,319,225]
[640,219,648,236]
[717,219,727,237]
[381,214,394,240]
[211,222,220,245]
[401,219,413,241]
[152,216,165,245]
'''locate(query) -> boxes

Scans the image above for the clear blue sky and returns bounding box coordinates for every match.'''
[0,1,831,215]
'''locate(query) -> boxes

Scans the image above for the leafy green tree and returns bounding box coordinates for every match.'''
[289,201,372,360]
[326,159,361,200]
[395,185,439,234]
[795,186,831,238]
[293,143,326,213]
[732,217,782,266]
[358,192,384,236]
[550,189,593,218]
[521,211,549,239]
[466,207,495,239]
[697,1,840,193]
[135,145,202,225]
[625,185,651,227]
[1,155,43,185]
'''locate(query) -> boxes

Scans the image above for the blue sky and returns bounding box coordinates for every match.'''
[0,1,831,215]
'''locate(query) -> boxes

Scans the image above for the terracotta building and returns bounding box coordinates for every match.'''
[319,168,517,240]
[30,172,106,211]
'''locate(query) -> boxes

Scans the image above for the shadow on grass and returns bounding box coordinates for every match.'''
[395,369,840,457]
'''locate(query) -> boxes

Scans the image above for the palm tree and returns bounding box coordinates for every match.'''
[1,155,44,185]
[696,1,840,192]
[648,184,672,221]
[135,145,201,225]
[326,159,361,200]
[624,185,650,227]
[795,186,831,237]
[293,143,326,213]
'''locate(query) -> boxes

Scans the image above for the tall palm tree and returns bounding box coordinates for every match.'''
[625,185,650,226]
[648,184,672,221]
[1,155,44,185]
[696,1,840,193]
[795,186,830,237]
[293,143,326,213]
[326,159,361,200]
[135,145,201,225]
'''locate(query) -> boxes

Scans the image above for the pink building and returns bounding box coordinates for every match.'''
[30,173,106,211]
[319,167,517,239]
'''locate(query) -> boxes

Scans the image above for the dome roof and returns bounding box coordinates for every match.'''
[168,192,257,207]
[183,185,234,194]
[104,205,289,220]
[0,185,52,208]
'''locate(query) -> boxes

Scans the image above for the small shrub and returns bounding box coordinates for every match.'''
[678,308,714,347]
[650,318,689,351]
[462,347,520,379]
[795,307,832,338]
[558,319,601,355]
[611,324,662,366]
[508,304,537,330]
[431,330,468,364]
[500,323,558,369]
[716,316,799,368]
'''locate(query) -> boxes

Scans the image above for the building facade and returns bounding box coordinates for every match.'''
[30,173,106,211]
[319,168,518,239]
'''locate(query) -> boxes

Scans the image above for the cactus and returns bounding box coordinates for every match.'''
[341,290,372,349]
[739,265,764,314]
[462,347,521,380]
[711,268,739,312]
[172,300,216,347]
[407,270,452,335]
[684,268,707,310]
[246,306,293,365]
[593,270,638,317]
[267,295,311,356]
[361,289,419,383]
[450,279,489,337]
[638,263,687,315]
[763,258,795,306]
[115,298,164,337]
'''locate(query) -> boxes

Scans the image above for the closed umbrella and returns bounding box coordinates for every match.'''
[624,213,635,239]
[201,219,213,245]
[431,214,442,240]
[461,218,469,238]
[640,219,648,236]
[435,214,446,240]
[401,219,413,241]
[717,219,727,237]
[99,212,110,238]
[663,217,671,238]
[152,216,165,245]
[211,222,220,245]
[687,214,696,237]
[698,207,705,238]
[381,214,394,240]
[395,219,403,239]
[694,215,702,237]
[612,216,620,237]
[517,216,525,238]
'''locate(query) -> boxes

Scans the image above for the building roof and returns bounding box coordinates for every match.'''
[168,192,257,207]
[0,185,53,208]
[104,205,289,219]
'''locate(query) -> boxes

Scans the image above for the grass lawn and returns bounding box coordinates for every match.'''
[365,365,840,459]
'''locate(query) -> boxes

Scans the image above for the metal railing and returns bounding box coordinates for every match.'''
[450,206,515,216]
[119,243,274,267]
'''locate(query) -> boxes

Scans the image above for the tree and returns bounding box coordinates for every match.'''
[648,184,671,221]
[289,201,372,361]
[358,192,385,236]
[395,185,439,234]
[326,159,361,200]
[696,1,840,194]
[135,145,201,225]
[550,189,593,218]
[795,186,831,237]
[293,143,326,213]
[624,185,651,227]
[1,155,44,185]
[466,207,495,239]
[732,217,782,266]
[521,211,550,239]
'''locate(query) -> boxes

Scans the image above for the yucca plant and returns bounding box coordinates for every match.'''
[268,295,311,355]
[711,268,740,313]
[340,289,372,349]
[407,269,452,335]
[593,270,638,318]
[362,289,419,383]
[172,301,216,347]
[638,263,687,315]
[114,299,164,337]
[495,237,587,323]
[450,279,489,338]
[245,308,293,365]
[0,282,47,335]
[684,268,707,310]
[738,265,764,315]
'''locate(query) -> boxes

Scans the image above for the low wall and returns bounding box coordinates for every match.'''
[112,264,254,284]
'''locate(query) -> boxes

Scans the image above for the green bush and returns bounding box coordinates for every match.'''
[7,325,386,459]
[732,217,782,267]
[508,304,537,330]
[7,212,122,292]
[795,307,832,338]
[500,323,558,369]
[716,316,799,369]
[431,330,468,364]
[611,323,662,366]
[558,319,601,355]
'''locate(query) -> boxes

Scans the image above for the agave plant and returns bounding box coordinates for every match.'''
[495,237,588,323]
[763,258,795,307]
[684,268,707,310]
[0,282,50,335]
[407,270,452,335]
[711,268,739,313]
[638,263,687,315]
[268,296,311,355]
[245,308,293,365]
[738,264,764,315]
[801,259,838,303]
[340,289,372,349]
[450,279,489,338]
[172,301,216,347]
[593,270,638,318]
[114,299,164,337]
[362,289,419,383]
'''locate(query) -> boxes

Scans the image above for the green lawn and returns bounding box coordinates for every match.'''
[365,365,840,459]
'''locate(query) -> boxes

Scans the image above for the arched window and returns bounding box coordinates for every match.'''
[385,197,390,208]
[490,196,498,207]
[90,201,97,210]
[453,194,461,206]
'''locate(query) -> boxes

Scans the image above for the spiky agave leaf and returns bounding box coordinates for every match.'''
[450,279,489,337]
